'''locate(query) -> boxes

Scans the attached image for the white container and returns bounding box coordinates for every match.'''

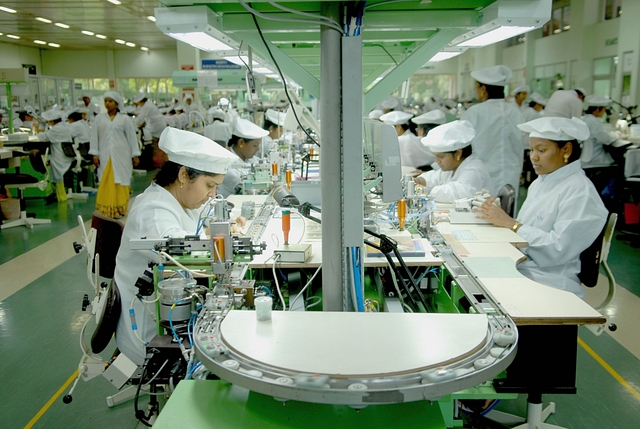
[255,296,273,321]
[630,124,640,138]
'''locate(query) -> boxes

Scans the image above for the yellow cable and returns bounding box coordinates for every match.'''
[23,370,79,429]
[578,337,640,403]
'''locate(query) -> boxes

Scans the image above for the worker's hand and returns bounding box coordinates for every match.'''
[132,156,140,167]
[414,177,427,186]
[473,196,515,229]
[235,216,247,228]
[92,155,100,168]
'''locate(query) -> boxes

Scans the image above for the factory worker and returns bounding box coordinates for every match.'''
[159,107,176,128]
[81,93,99,120]
[67,109,91,144]
[38,108,75,202]
[573,87,586,102]
[414,120,494,202]
[380,95,400,113]
[461,65,526,197]
[543,90,583,119]
[89,91,140,218]
[581,95,617,169]
[262,108,285,154]
[368,109,383,121]
[114,128,240,365]
[175,105,189,130]
[411,109,446,138]
[133,93,167,169]
[475,117,607,299]
[380,110,434,170]
[183,94,197,113]
[522,92,546,122]
[203,108,232,147]
[511,85,530,108]
[218,118,269,198]
[11,109,30,131]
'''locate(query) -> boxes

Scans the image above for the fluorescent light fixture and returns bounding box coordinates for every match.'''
[107,0,122,5]
[55,23,70,29]
[155,6,238,52]
[36,17,52,23]
[34,40,47,44]
[168,32,231,51]
[141,46,149,51]
[6,34,20,39]
[96,34,107,39]
[0,6,17,13]
[82,30,95,36]
[458,26,534,47]
[48,43,60,47]
[147,16,156,22]
[450,0,550,48]
[125,42,136,47]
[224,55,249,66]
[427,47,467,63]
[115,39,126,44]
[253,67,272,74]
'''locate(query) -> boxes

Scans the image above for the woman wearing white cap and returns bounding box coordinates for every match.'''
[511,85,530,109]
[262,108,285,156]
[203,108,232,147]
[89,91,141,218]
[411,109,446,138]
[522,92,546,122]
[461,65,526,199]
[414,120,494,202]
[217,118,269,198]
[133,93,167,169]
[114,128,240,365]
[37,109,75,202]
[379,111,432,169]
[475,117,608,298]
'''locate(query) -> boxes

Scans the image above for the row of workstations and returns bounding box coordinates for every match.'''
[152,194,605,429]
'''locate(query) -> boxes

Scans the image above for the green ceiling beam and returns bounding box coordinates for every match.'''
[221,9,480,33]
[363,28,465,113]
[265,30,437,44]
[241,33,321,98]
[363,64,393,89]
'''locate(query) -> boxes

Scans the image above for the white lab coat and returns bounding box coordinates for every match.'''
[580,114,616,168]
[85,103,100,121]
[418,154,495,203]
[515,161,608,298]
[114,183,203,365]
[461,99,526,195]
[176,113,189,130]
[204,121,232,147]
[521,106,542,123]
[68,120,91,143]
[89,112,140,185]
[398,130,435,168]
[135,100,167,139]
[38,122,75,183]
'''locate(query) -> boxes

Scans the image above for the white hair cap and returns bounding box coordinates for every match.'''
[380,96,400,110]
[174,104,185,112]
[512,85,530,95]
[159,127,239,174]
[379,110,413,126]
[265,109,285,126]
[184,94,193,102]
[584,94,611,107]
[103,91,124,107]
[572,87,586,96]
[471,65,513,87]
[210,108,226,121]
[529,92,547,106]
[421,120,475,152]
[518,117,590,141]
[542,90,582,119]
[232,117,269,140]
[41,109,65,121]
[412,109,446,125]
[368,109,383,120]
[133,93,146,103]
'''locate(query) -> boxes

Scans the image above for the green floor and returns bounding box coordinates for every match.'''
[1,176,639,428]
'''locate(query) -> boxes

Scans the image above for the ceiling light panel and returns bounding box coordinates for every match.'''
[55,23,70,29]
[35,17,52,23]
[0,6,17,14]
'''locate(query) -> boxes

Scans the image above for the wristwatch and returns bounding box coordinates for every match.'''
[511,221,522,233]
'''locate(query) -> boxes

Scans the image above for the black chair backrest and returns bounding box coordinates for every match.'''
[28,149,47,175]
[61,142,77,158]
[91,211,125,279]
[578,214,610,287]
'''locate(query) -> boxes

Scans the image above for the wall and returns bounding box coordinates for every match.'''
[0,42,42,73]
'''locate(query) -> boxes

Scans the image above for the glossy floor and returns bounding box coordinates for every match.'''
[0,175,639,429]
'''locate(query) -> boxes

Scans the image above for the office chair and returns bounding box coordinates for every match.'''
[61,141,88,201]
[0,148,52,229]
[617,149,640,246]
[497,184,516,217]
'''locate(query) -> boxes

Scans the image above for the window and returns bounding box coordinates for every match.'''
[592,56,618,98]
[602,0,622,21]
[116,78,179,104]
[406,73,454,105]
[542,0,571,37]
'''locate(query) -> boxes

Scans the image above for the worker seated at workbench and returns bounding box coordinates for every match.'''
[474,117,608,299]
[414,120,495,203]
